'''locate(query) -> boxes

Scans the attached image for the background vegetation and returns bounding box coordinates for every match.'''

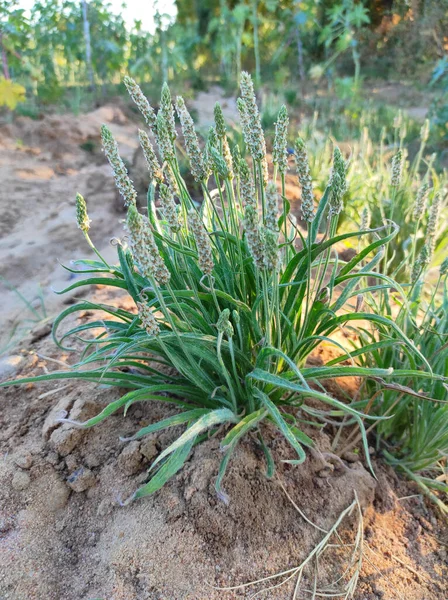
[1,1,447,122]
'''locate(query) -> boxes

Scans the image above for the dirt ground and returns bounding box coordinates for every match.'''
[0,97,446,600]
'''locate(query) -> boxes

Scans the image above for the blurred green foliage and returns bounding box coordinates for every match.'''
[0,0,446,122]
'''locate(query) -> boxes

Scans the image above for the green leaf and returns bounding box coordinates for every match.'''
[220,408,267,450]
[132,436,196,501]
[254,389,306,465]
[149,408,237,471]
[120,408,210,441]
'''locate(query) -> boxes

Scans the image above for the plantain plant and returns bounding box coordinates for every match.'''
[2,73,437,503]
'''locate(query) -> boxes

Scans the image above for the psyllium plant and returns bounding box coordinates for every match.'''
[352,258,448,513]
[303,117,448,282]
[2,73,433,503]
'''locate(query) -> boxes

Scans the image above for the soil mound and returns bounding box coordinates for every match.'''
[0,315,446,600]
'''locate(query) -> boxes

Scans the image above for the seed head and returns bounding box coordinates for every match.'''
[391,150,403,187]
[159,183,181,232]
[440,257,448,277]
[101,125,137,207]
[175,96,207,183]
[420,119,430,143]
[222,137,234,180]
[263,227,279,271]
[294,137,315,223]
[165,163,179,195]
[329,172,344,216]
[239,159,257,209]
[214,103,227,139]
[331,147,347,195]
[273,105,289,174]
[210,147,230,180]
[126,204,170,285]
[328,146,347,217]
[238,72,267,163]
[156,112,175,162]
[187,210,214,276]
[137,301,160,336]
[411,244,431,284]
[217,308,234,337]
[160,82,176,142]
[420,243,431,266]
[360,206,370,230]
[244,204,265,270]
[76,193,91,233]
[411,261,420,285]
[204,126,218,177]
[413,182,429,221]
[265,181,278,231]
[232,144,242,174]
[427,193,441,252]
[123,76,157,133]
[138,129,163,184]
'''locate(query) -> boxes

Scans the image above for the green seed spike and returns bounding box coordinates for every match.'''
[217,308,234,337]
[126,204,170,285]
[391,150,403,187]
[294,137,315,223]
[175,96,207,183]
[76,193,90,233]
[137,301,160,336]
[440,257,448,277]
[101,124,137,207]
[187,210,214,276]
[123,76,157,133]
[273,105,289,174]
[213,103,226,139]
[160,82,176,143]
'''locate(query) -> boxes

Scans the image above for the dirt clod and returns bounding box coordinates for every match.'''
[140,436,158,461]
[13,449,33,469]
[49,426,84,456]
[118,440,143,475]
[67,466,96,492]
[11,470,31,491]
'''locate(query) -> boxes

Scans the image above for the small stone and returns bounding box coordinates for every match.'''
[12,470,31,491]
[118,441,143,475]
[140,437,158,461]
[67,467,96,492]
[0,355,26,379]
[13,450,33,470]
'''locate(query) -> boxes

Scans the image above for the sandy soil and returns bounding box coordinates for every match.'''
[0,100,446,600]
[0,311,446,600]
[0,105,138,351]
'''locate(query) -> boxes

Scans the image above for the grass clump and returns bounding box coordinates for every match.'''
[354,258,448,513]
[2,73,437,503]
[303,116,447,282]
